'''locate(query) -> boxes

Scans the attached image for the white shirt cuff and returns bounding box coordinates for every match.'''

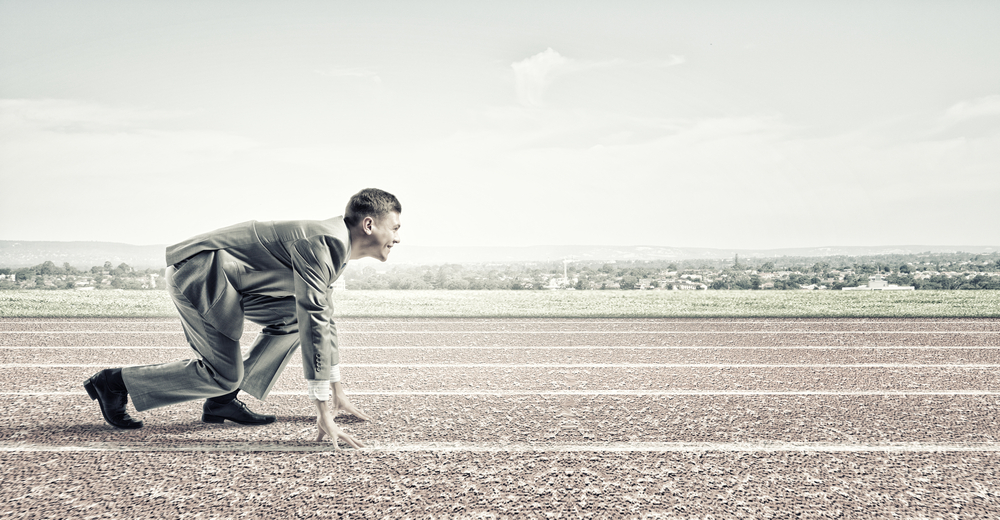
[307,379,331,401]
[306,365,340,401]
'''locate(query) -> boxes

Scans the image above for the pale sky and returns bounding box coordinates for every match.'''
[1,1,998,249]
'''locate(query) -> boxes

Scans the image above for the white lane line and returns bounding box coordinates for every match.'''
[4,363,1000,369]
[0,329,1000,335]
[300,390,1000,396]
[6,390,1000,396]
[0,346,194,350]
[3,345,1000,350]
[3,441,1000,453]
[4,319,995,323]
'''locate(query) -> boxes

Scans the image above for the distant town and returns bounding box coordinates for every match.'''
[2,251,999,291]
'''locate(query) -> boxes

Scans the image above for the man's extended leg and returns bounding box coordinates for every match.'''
[122,265,245,412]
[85,263,256,429]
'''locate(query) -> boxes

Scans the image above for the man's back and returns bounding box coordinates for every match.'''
[166,217,351,271]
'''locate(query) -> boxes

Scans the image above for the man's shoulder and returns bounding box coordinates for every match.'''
[270,217,352,270]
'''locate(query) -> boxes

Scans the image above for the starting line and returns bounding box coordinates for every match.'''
[4,441,1000,453]
[4,363,1000,368]
[5,390,1000,396]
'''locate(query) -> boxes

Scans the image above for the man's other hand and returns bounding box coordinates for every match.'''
[332,381,372,421]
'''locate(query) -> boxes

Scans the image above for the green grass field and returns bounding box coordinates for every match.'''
[1,289,998,318]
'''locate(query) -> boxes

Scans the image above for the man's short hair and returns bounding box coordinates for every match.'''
[344,188,402,227]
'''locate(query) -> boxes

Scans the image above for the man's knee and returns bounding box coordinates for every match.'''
[242,294,297,329]
[262,322,298,335]
[207,373,241,395]
[215,379,241,393]
[197,360,243,393]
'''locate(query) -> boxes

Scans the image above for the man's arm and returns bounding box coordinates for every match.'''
[291,235,367,444]
[292,235,343,382]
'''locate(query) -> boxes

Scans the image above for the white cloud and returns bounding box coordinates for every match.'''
[511,49,685,108]
[0,98,191,133]
[0,97,260,203]
[0,98,255,160]
[511,48,570,107]
[944,94,1000,121]
[411,103,1000,248]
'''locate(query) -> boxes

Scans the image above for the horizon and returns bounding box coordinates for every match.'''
[1,238,997,271]
[2,1,998,249]
[3,237,999,251]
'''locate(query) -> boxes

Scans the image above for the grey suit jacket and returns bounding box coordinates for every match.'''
[166,217,351,381]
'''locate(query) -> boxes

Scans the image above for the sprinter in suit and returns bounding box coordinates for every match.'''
[84,188,401,448]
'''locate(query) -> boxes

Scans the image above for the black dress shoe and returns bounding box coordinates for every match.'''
[83,369,143,429]
[202,398,276,425]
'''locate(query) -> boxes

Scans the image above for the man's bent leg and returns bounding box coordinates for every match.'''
[239,294,300,401]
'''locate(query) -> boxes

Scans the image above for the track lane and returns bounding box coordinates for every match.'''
[2,394,999,447]
[4,346,1000,366]
[4,330,999,347]
[6,365,1000,393]
[2,450,998,518]
[3,317,1000,332]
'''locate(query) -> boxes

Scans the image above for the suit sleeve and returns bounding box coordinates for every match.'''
[291,235,347,381]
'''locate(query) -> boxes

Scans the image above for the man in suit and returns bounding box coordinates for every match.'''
[84,188,401,448]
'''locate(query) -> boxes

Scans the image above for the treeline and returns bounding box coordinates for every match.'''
[0,261,165,290]
[3,251,999,290]
[343,252,1000,291]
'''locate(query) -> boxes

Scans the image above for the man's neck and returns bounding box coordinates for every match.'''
[348,227,370,260]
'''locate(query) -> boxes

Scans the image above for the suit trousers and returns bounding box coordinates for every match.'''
[122,266,302,412]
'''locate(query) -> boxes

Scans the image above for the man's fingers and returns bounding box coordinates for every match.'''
[339,431,365,449]
[345,405,372,421]
[353,406,373,421]
[336,395,373,421]
[317,417,364,449]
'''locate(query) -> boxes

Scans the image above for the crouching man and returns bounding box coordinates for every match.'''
[84,188,401,448]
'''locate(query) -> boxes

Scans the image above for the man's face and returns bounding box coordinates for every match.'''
[369,212,401,262]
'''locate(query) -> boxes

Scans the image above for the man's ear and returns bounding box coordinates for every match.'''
[362,216,375,235]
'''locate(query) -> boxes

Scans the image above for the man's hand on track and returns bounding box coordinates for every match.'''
[314,400,365,449]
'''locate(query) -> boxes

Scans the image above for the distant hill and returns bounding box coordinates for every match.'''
[2,240,997,269]
[389,244,1000,264]
[0,241,166,269]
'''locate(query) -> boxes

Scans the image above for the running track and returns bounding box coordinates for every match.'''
[1,318,998,518]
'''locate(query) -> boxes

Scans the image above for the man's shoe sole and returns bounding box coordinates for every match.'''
[84,377,143,430]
